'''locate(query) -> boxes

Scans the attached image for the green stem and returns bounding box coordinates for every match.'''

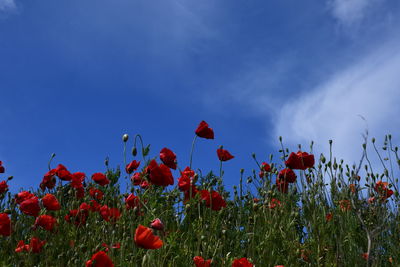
[189,135,198,169]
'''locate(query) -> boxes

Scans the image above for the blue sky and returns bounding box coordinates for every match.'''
[1,0,400,192]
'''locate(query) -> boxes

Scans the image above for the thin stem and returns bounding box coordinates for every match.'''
[189,135,198,169]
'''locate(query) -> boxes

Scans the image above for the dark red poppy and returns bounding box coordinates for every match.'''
[259,162,271,178]
[285,151,315,170]
[193,256,212,267]
[42,194,61,211]
[195,121,214,139]
[178,167,195,192]
[40,170,56,191]
[150,218,164,231]
[89,188,104,200]
[278,168,297,183]
[130,172,142,186]
[0,213,11,236]
[89,200,101,212]
[86,251,114,267]
[125,193,141,210]
[19,197,40,217]
[55,164,72,181]
[232,257,253,267]
[70,172,86,189]
[125,160,140,174]
[160,148,177,170]
[0,161,4,173]
[100,205,121,222]
[0,180,8,194]
[65,203,90,226]
[134,224,163,249]
[34,215,57,231]
[200,190,227,211]
[92,173,110,186]
[146,160,174,186]
[217,148,234,162]
[15,191,35,204]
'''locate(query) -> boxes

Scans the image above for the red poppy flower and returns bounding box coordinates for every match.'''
[178,167,195,192]
[0,180,8,194]
[89,200,101,212]
[21,237,46,253]
[195,121,214,139]
[34,215,57,231]
[200,190,227,211]
[70,172,86,189]
[130,172,142,186]
[42,194,61,211]
[15,240,29,253]
[125,193,141,210]
[15,191,35,204]
[140,180,150,189]
[65,203,90,226]
[40,170,56,191]
[55,164,72,181]
[217,148,234,161]
[259,162,271,178]
[100,205,121,222]
[278,168,297,183]
[19,196,40,217]
[146,160,174,187]
[325,213,333,222]
[92,173,110,186]
[150,218,164,231]
[285,151,315,170]
[0,213,11,236]
[268,198,282,209]
[0,161,4,173]
[126,160,140,174]
[193,256,212,267]
[232,257,253,267]
[89,188,104,200]
[374,181,393,199]
[134,225,163,249]
[160,148,177,170]
[86,251,114,267]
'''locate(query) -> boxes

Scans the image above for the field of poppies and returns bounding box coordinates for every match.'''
[0,121,398,266]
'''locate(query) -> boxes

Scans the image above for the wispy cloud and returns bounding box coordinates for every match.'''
[0,0,16,12]
[328,0,382,27]
[273,36,400,166]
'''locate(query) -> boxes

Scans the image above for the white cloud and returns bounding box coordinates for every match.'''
[273,37,400,168]
[0,0,16,11]
[329,0,381,27]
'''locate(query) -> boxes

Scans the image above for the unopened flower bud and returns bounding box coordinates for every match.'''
[132,147,137,156]
[150,218,164,231]
[122,134,129,142]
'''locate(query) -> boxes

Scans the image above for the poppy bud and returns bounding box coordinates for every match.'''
[132,147,137,156]
[4,209,11,214]
[7,176,13,181]
[122,134,129,142]
[372,137,375,143]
